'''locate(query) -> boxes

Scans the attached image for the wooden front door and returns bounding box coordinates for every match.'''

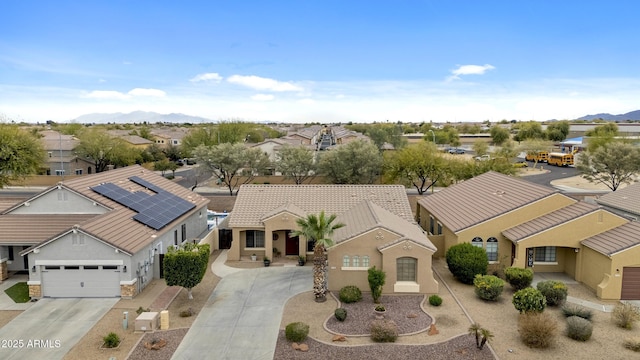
[286,232,299,256]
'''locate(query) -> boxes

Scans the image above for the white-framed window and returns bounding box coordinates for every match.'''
[342,255,350,267]
[352,256,359,267]
[437,222,442,235]
[362,256,370,267]
[429,216,434,234]
[397,257,417,282]
[471,237,483,248]
[75,169,83,175]
[486,237,498,262]
[534,247,556,263]
[55,169,65,176]
[71,233,85,246]
[246,230,265,248]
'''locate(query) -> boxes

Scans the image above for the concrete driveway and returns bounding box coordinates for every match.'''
[0,298,117,360]
[172,266,312,360]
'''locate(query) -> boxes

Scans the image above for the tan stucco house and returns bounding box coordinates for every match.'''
[226,184,439,295]
[417,171,640,300]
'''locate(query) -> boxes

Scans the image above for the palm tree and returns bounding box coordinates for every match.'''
[290,211,345,302]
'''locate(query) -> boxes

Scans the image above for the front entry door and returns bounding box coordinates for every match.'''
[286,232,299,256]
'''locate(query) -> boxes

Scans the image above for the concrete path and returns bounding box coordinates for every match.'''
[172,265,312,360]
[0,298,118,360]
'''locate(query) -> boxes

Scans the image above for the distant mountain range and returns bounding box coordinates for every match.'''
[577,110,640,121]
[72,111,214,124]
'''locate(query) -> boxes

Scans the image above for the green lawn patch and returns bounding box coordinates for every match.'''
[4,282,30,303]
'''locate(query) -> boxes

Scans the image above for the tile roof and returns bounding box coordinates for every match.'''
[502,202,600,242]
[596,182,640,217]
[0,214,97,244]
[333,201,435,251]
[229,184,414,228]
[418,172,559,233]
[581,221,640,256]
[120,135,153,145]
[14,165,208,255]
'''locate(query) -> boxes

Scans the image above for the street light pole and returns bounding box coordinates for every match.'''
[428,129,435,144]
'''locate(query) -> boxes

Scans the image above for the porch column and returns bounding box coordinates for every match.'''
[574,248,583,282]
[0,258,8,281]
[265,230,273,261]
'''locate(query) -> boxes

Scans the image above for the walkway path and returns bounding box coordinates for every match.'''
[172,263,311,360]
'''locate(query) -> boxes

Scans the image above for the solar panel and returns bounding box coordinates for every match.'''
[91,178,196,230]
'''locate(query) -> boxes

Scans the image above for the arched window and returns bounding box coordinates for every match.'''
[397,257,417,282]
[471,237,483,248]
[486,237,498,261]
[342,255,350,267]
[362,256,370,268]
[352,256,359,267]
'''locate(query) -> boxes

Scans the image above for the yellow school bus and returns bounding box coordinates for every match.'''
[548,152,574,166]
[525,151,549,163]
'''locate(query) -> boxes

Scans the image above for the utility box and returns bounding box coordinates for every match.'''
[160,310,169,330]
[135,312,159,332]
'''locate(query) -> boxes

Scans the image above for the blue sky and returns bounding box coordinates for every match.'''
[1,1,639,123]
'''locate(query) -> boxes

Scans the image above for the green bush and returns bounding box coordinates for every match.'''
[136,306,150,315]
[624,337,640,352]
[334,308,347,322]
[537,280,568,306]
[179,308,194,317]
[612,302,640,329]
[370,319,398,342]
[504,267,534,291]
[103,332,120,348]
[428,294,443,306]
[445,243,488,284]
[339,285,362,303]
[474,274,505,301]
[518,312,557,348]
[565,316,593,341]
[285,322,310,342]
[561,304,593,321]
[368,266,386,304]
[513,288,546,313]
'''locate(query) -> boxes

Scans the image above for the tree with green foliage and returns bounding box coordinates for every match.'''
[519,139,553,169]
[577,142,640,191]
[154,158,178,176]
[193,142,271,195]
[54,122,84,136]
[545,120,570,141]
[181,126,220,156]
[513,121,545,142]
[383,142,446,194]
[0,124,45,188]
[472,140,489,156]
[490,126,510,145]
[275,145,316,184]
[163,243,210,300]
[585,123,619,151]
[366,124,407,150]
[445,243,488,284]
[75,128,135,172]
[368,266,386,304]
[317,140,382,184]
[290,211,345,302]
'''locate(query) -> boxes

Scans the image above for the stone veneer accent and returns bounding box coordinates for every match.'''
[0,260,8,281]
[121,283,138,299]
[29,284,42,298]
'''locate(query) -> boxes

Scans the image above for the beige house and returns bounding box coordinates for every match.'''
[226,184,439,295]
[417,171,640,300]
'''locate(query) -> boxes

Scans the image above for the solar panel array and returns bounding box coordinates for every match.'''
[91,177,195,230]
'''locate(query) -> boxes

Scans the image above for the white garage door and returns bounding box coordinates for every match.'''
[42,265,121,298]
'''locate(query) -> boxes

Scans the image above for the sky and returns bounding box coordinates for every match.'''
[1,1,640,123]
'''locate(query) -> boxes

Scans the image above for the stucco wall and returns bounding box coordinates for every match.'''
[11,188,109,214]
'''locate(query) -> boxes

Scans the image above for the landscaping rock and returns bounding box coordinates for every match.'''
[298,343,309,352]
[332,335,347,342]
[428,324,439,336]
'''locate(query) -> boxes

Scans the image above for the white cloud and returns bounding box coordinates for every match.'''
[227,75,303,92]
[298,98,315,105]
[251,94,275,101]
[84,90,129,100]
[190,72,223,83]
[449,64,495,80]
[127,88,166,97]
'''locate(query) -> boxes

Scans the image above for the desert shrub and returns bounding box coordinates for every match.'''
[561,304,593,321]
[445,243,488,284]
[339,285,362,303]
[370,319,398,342]
[474,274,505,301]
[518,312,557,348]
[179,308,194,317]
[136,306,150,315]
[103,332,120,348]
[612,302,640,329]
[504,267,534,291]
[623,337,640,352]
[285,322,310,342]
[537,280,568,306]
[428,294,443,306]
[334,308,347,322]
[368,266,386,304]
[565,316,592,341]
[513,288,546,313]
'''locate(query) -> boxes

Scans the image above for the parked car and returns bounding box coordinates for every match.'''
[475,155,491,161]
[448,148,465,154]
